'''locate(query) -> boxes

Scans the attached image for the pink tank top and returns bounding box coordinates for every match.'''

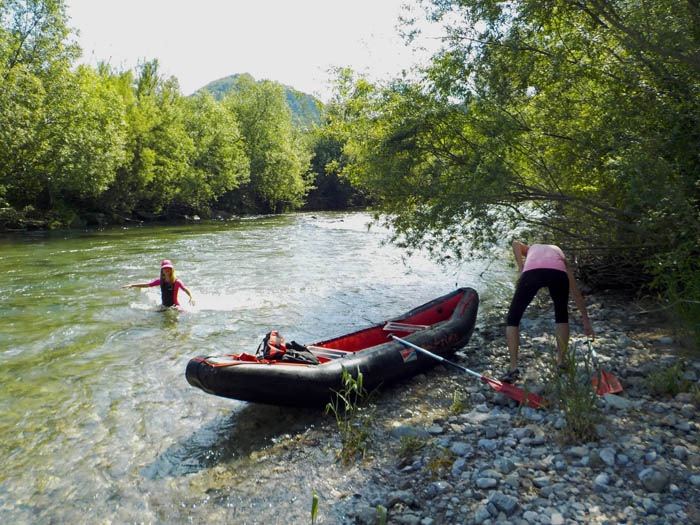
[523,244,566,273]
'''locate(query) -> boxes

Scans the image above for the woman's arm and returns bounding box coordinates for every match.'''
[565,261,594,338]
[512,241,529,272]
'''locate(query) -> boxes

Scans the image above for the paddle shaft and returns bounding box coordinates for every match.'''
[390,335,482,379]
[391,335,548,409]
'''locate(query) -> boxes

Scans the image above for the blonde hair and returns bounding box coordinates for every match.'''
[160,268,176,283]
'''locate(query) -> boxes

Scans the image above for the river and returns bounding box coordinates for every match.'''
[0,211,515,523]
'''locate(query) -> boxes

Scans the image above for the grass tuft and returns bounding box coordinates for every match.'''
[546,341,601,444]
[325,367,377,465]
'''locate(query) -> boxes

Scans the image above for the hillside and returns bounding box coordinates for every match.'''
[195,73,323,127]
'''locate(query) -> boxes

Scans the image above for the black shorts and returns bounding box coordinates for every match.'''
[506,268,569,326]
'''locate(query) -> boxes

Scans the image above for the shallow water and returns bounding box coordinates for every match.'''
[0,211,514,523]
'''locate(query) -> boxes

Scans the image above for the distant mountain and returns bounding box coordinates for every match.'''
[195,73,323,127]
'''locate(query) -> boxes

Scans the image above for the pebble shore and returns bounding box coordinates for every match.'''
[191,294,699,524]
[327,295,700,524]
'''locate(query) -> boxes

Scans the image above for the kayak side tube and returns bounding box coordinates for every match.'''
[185,287,479,406]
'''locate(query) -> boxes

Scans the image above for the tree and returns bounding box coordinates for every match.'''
[0,1,125,220]
[101,60,195,218]
[330,1,699,336]
[181,93,249,215]
[223,75,312,213]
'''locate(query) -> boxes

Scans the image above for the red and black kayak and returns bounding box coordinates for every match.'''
[185,287,479,406]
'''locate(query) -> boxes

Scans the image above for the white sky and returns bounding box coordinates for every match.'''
[65,0,444,101]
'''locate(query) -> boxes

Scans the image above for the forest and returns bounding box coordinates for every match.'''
[1,0,698,341]
[0,0,363,231]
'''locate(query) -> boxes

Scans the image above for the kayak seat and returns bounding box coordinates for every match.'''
[382,322,428,333]
[307,346,350,360]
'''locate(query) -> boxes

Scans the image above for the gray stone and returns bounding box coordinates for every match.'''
[494,458,516,474]
[427,425,444,435]
[673,445,688,460]
[354,506,378,525]
[484,426,499,438]
[488,491,519,516]
[654,336,674,344]
[599,447,616,466]
[477,438,498,451]
[450,441,474,457]
[451,457,468,478]
[682,369,698,381]
[475,477,498,489]
[642,497,658,513]
[639,468,670,492]
[566,446,588,458]
[474,505,491,523]
[663,503,683,514]
[550,512,565,525]
[512,427,534,440]
[523,510,539,523]
[594,473,610,493]
[690,474,700,486]
[533,476,551,488]
[390,425,431,440]
[388,490,415,508]
[602,393,637,410]
[426,480,452,498]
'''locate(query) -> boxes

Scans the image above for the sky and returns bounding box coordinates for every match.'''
[64,0,444,101]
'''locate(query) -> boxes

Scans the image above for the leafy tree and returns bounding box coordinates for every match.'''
[305,131,367,211]
[101,60,195,218]
[196,73,322,127]
[181,93,249,215]
[331,2,699,321]
[223,75,312,213]
[0,1,125,221]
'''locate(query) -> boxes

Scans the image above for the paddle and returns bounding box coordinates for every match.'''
[588,340,623,395]
[390,335,548,409]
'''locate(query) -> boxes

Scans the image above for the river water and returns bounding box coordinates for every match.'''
[0,211,514,523]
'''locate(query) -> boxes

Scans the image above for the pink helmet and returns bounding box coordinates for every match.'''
[161,260,174,269]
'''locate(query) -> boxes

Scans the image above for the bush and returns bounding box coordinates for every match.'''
[546,341,601,444]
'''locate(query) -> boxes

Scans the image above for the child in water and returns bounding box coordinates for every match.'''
[123,260,194,308]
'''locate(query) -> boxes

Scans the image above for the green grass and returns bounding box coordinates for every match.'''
[546,341,601,444]
[645,362,694,398]
[325,367,377,465]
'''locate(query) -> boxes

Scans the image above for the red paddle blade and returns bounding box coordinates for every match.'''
[482,377,548,409]
[592,369,623,395]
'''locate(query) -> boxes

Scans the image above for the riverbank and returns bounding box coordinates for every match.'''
[199,293,699,524]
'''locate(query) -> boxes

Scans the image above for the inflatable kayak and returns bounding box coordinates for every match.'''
[185,287,479,406]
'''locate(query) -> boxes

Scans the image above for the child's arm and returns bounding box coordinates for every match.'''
[122,283,149,289]
[180,283,195,306]
[122,279,159,289]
